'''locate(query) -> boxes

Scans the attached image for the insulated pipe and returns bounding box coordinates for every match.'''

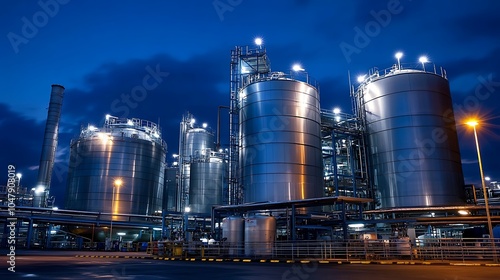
[34,84,65,208]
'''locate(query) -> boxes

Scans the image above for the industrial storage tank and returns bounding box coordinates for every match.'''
[178,113,215,211]
[239,73,324,203]
[221,216,244,256]
[189,152,227,215]
[356,67,465,208]
[244,215,276,256]
[65,115,166,216]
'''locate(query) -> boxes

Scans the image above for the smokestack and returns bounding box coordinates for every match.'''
[34,84,65,207]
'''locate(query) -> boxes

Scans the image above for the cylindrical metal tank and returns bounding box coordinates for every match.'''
[65,116,167,216]
[189,158,227,215]
[221,216,244,256]
[183,128,215,158]
[357,68,465,208]
[178,122,215,211]
[244,215,276,256]
[35,84,65,207]
[239,76,324,203]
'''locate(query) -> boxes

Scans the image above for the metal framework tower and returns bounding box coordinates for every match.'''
[228,44,270,205]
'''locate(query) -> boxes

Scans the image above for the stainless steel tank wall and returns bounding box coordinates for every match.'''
[189,161,226,214]
[183,128,215,158]
[222,216,244,255]
[360,71,465,208]
[244,215,276,256]
[65,136,166,215]
[239,79,324,203]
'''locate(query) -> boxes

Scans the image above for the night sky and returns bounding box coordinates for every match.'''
[1,0,499,208]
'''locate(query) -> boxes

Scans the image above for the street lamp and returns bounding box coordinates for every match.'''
[395,52,403,70]
[419,56,429,72]
[110,178,123,245]
[466,119,497,262]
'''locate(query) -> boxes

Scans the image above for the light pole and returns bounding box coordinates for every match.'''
[419,56,429,72]
[466,120,497,262]
[110,178,123,246]
[395,52,403,70]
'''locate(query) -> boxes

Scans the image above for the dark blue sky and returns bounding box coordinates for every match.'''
[1,0,499,207]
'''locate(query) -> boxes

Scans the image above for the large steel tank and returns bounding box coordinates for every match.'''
[221,216,244,256]
[189,155,227,215]
[357,68,465,208]
[244,215,276,256]
[239,75,324,203]
[65,116,167,216]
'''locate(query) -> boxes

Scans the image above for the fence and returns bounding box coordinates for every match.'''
[152,238,499,262]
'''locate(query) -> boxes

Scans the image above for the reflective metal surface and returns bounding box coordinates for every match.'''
[239,78,324,203]
[189,160,226,214]
[35,84,65,207]
[178,124,215,211]
[65,117,166,216]
[244,215,276,256]
[359,70,464,208]
[222,216,244,255]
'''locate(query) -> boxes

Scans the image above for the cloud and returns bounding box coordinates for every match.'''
[0,103,45,188]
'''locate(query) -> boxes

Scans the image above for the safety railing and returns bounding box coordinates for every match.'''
[149,238,499,262]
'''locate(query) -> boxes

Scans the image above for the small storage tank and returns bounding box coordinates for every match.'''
[239,74,324,203]
[244,215,276,256]
[356,67,465,208]
[189,153,227,215]
[222,216,244,256]
[65,116,166,216]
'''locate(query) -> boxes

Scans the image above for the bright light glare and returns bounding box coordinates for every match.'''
[184,206,191,213]
[16,173,22,179]
[357,75,366,83]
[202,123,208,128]
[190,118,195,124]
[292,64,304,71]
[88,125,98,131]
[114,178,123,187]
[458,210,469,215]
[419,56,429,63]
[466,120,478,127]
[348,223,364,228]
[485,176,491,181]
[105,114,111,120]
[127,119,134,125]
[52,207,58,210]
[117,232,126,236]
[333,107,341,114]
[35,186,45,194]
[254,37,263,46]
[395,52,403,59]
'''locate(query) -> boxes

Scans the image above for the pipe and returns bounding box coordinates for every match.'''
[217,106,229,150]
[35,84,65,208]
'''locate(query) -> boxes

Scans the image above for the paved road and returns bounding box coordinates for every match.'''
[1,255,499,279]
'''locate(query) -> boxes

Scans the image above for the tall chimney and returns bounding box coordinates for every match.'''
[34,84,65,207]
